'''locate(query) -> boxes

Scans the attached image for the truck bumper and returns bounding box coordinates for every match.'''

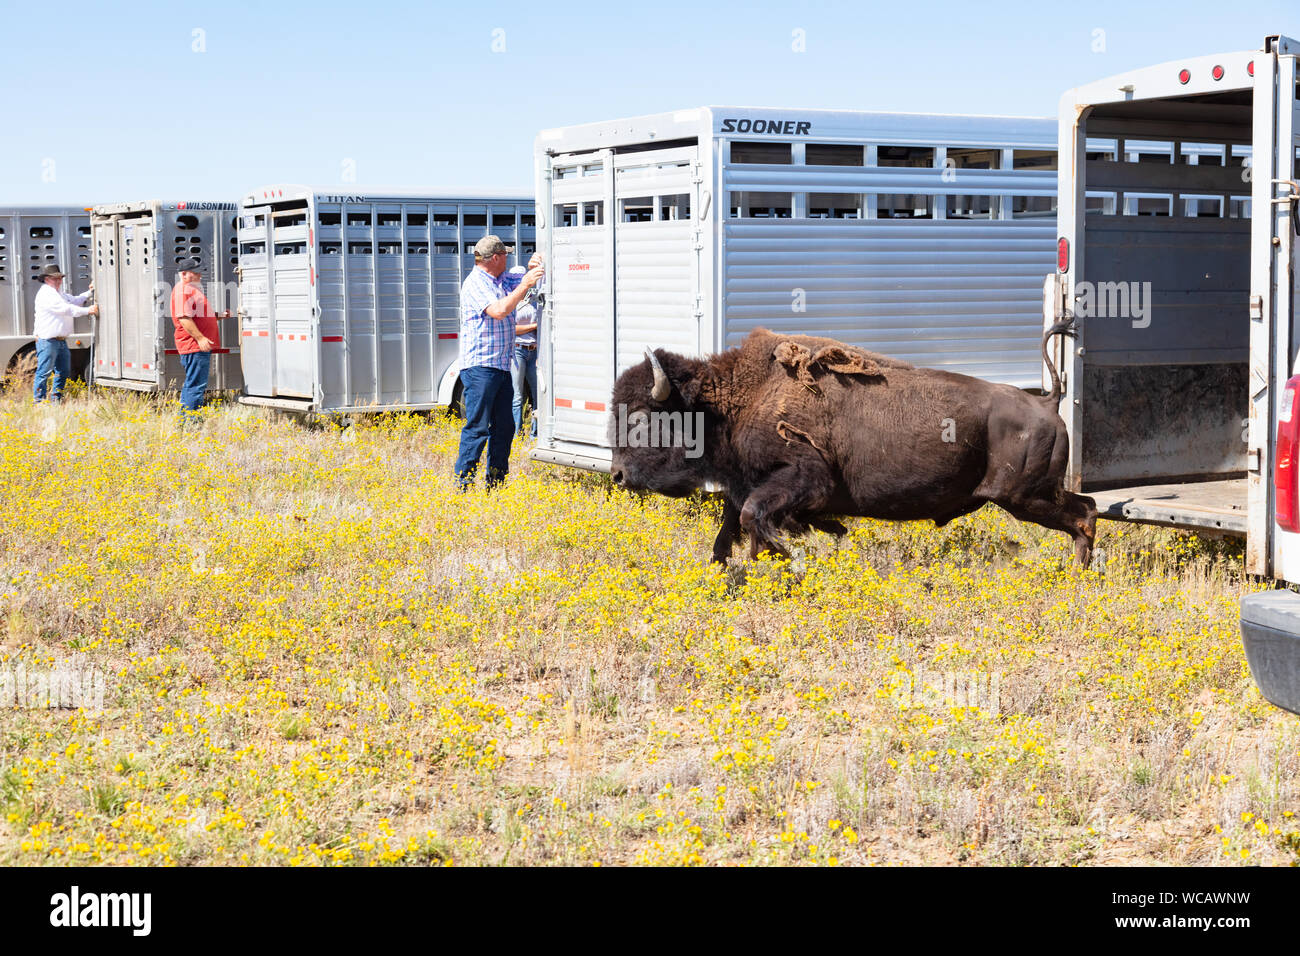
[1239,589,1300,715]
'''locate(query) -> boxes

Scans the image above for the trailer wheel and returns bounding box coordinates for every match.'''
[444,378,466,419]
[1,346,37,393]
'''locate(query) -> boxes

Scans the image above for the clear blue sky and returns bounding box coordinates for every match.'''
[2,0,1294,204]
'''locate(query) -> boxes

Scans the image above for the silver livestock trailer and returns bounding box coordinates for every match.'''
[1049,35,1300,714]
[531,107,1059,472]
[0,205,95,379]
[236,186,535,413]
[91,200,242,392]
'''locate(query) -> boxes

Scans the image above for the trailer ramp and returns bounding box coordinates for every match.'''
[1089,478,1247,535]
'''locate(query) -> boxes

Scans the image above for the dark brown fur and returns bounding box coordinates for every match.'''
[608,325,1097,566]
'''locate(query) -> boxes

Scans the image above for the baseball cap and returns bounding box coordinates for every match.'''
[473,235,514,260]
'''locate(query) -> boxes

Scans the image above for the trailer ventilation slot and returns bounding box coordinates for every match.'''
[806,144,864,166]
[731,141,792,165]
[318,213,342,226]
[878,146,936,168]
[434,242,459,254]
[347,213,370,227]
[808,194,862,219]
[348,243,372,254]
[29,227,53,238]
[276,243,307,255]
[620,198,653,223]
[658,195,690,221]
[406,213,428,227]
[320,242,342,255]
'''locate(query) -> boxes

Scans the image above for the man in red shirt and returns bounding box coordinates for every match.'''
[170,258,228,420]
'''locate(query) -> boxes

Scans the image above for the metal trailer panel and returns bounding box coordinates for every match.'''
[238,187,534,413]
[0,206,94,374]
[91,200,242,393]
[1051,47,1272,558]
[535,107,1058,470]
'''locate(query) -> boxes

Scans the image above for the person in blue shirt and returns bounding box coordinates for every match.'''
[454,235,544,490]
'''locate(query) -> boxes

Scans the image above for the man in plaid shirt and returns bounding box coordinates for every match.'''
[454,235,544,489]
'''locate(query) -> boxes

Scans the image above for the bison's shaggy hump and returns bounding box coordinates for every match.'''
[751,328,909,390]
[772,339,889,391]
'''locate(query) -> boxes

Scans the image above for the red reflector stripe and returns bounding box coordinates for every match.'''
[125,362,133,368]
[555,398,573,408]
[438,333,458,340]
[1276,375,1300,532]
[143,364,151,370]
[322,336,343,342]
[585,401,606,412]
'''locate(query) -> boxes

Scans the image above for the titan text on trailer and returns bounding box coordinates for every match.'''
[237,186,534,414]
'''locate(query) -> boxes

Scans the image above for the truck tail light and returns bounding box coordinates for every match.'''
[1275,375,1300,532]
[1057,237,1069,273]
[1178,69,1191,84]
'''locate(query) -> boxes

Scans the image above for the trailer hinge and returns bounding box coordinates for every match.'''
[1250,294,1264,320]
[692,230,704,251]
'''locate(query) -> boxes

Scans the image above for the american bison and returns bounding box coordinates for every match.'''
[608,323,1097,567]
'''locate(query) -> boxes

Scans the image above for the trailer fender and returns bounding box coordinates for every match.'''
[437,362,462,407]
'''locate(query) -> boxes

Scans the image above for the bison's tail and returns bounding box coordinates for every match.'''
[1041,317,1075,408]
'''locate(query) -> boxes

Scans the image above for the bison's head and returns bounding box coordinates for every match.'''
[608,348,714,498]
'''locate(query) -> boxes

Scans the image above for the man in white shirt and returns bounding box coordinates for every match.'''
[32,264,96,403]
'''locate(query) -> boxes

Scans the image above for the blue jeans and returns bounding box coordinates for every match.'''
[511,344,538,438]
[454,366,515,488]
[33,338,71,402]
[179,351,211,416]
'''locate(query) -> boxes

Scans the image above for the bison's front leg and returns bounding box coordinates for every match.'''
[711,498,743,564]
[738,460,834,561]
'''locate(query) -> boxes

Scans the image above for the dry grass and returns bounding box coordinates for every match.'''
[0,386,1296,866]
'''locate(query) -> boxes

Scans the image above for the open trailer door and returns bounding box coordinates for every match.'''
[1241,34,1300,715]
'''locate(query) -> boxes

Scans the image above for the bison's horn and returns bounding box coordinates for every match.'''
[645,348,671,402]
